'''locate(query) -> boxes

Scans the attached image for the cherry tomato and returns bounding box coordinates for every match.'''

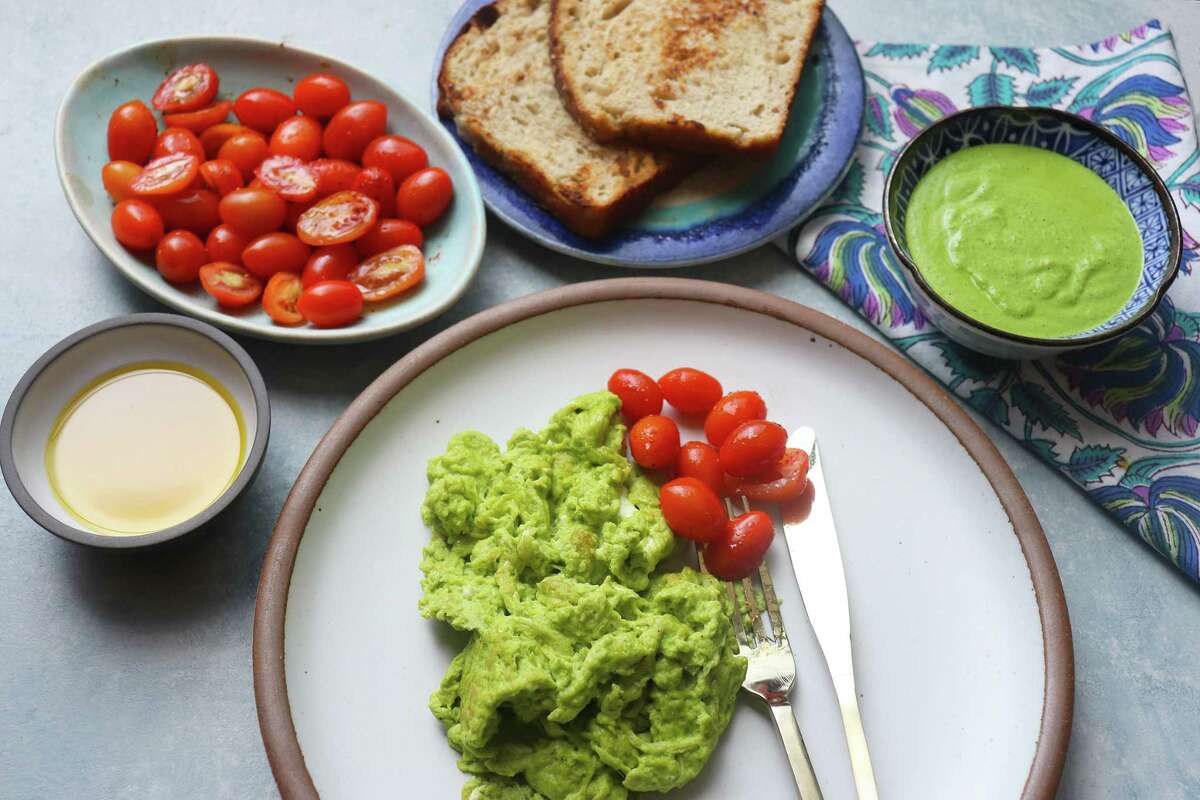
[396,167,454,227]
[659,368,723,415]
[218,187,287,237]
[719,420,788,479]
[703,511,775,581]
[263,272,305,326]
[725,449,810,503]
[256,155,318,203]
[607,369,662,423]
[206,224,249,264]
[163,101,233,132]
[241,232,311,279]
[154,230,207,284]
[322,101,387,161]
[199,262,262,308]
[152,64,218,113]
[111,199,164,249]
[659,477,727,543]
[218,131,270,178]
[284,199,315,233]
[355,218,422,257]
[293,72,351,118]
[101,161,142,202]
[310,159,362,198]
[156,188,221,235]
[199,159,243,196]
[349,244,424,302]
[362,135,428,185]
[297,280,363,328]
[629,415,680,470]
[269,115,322,161]
[296,190,378,246]
[200,123,254,159]
[129,153,199,196]
[351,166,395,218]
[107,100,158,164]
[676,441,724,495]
[153,127,205,161]
[704,391,767,447]
[301,244,358,287]
[233,87,298,133]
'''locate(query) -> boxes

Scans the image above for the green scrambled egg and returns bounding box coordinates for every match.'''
[420,391,747,799]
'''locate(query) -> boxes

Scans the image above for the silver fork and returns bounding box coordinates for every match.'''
[698,499,823,800]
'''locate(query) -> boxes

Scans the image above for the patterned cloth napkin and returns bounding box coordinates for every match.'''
[779,20,1200,582]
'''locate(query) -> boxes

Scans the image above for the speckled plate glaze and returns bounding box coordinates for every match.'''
[431,3,864,267]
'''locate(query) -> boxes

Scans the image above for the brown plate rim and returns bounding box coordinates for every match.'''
[252,277,1074,799]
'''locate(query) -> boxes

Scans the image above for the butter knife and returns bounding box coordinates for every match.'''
[783,427,879,800]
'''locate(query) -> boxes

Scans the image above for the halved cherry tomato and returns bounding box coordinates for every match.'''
[704,391,767,447]
[322,100,387,161]
[269,116,322,161]
[301,244,358,287]
[659,368,723,416]
[233,87,297,133]
[130,153,199,196]
[296,190,378,246]
[206,224,249,264]
[704,511,775,581]
[200,123,253,159]
[362,135,428,184]
[396,167,453,226]
[676,441,724,495]
[218,131,270,178]
[152,64,219,113]
[218,187,287,237]
[725,449,810,503]
[355,218,422,257]
[164,101,233,132]
[156,188,221,235]
[199,159,243,196]
[348,244,424,302]
[199,262,262,308]
[263,272,305,326]
[629,415,680,470]
[111,199,164,249]
[107,100,158,164]
[101,161,142,202]
[284,200,314,232]
[256,155,318,203]
[294,72,351,118]
[297,280,363,328]
[351,166,395,218]
[155,230,207,284]
[310,159,362,198]
[241,232,311,279]
[719,420,788,479]
[153,127,205,160]
[607,369,662,423]
[659,477,727,543]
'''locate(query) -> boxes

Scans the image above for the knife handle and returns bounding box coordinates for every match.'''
[835,678,879,800]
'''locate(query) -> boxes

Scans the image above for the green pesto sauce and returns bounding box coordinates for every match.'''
[904,143,1144,338]
[419,391,746,800]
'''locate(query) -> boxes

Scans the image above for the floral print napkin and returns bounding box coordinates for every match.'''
[781,21,1200,581]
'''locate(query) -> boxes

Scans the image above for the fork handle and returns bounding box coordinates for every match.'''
[769,703,824,800]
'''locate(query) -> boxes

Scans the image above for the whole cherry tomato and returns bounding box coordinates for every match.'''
[322,100,387,161]
[310,159,362,198]
[111,199,164,249]
[297,280,363,328]
[348,244,424,302]
[241,232,311,279]
[301,244,358,287]
[362,135,428,184]
[218,188,287,237]
[107,100,158,164]
[153,127,205,161]
[704,511,775,580]
[218,131,270,178]
[199,262,262,308]
[351,166,395,218]
[155,230,207,284]
[199,159,243,196]
[355,218,422,257]
[269,116,322,161]
[152,64,218,113]
[163,101,233,132]
[629,415,680,470]
[200,123,253,159]
[396,167,453,226]
[101,161,142,202]
[130,153,199,196]
[719,420,788,479]
[659,477,727,543]
[156,188,221,235]
[295,190,378,246]
[725,449,810,503]
[293,72,351,118]
[206,224,249,264]
[676,441,725,495]
[607,368,662,423]
[256,155,318,202]
[263,272,305,326]
[234,87,297,133]
[659,368,723,415]
[704,391,767,447]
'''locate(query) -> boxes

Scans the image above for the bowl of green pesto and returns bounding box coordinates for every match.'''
[883,105,1182,360]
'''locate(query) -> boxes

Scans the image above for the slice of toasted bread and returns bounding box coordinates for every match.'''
[550,0,824,155]
[437,0,692,239]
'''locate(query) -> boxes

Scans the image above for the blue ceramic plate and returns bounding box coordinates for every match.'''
[431,3,864,268]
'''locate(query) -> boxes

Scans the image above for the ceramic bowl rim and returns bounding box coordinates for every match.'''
[882,104,1183,350]
[54,34,486,345]
[0,312,271,549]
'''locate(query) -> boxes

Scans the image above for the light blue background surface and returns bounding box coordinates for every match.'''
[1,1,1197,798]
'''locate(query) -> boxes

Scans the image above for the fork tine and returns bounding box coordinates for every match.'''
[699,542,752,646]
[725,498,768,644]
[758,561,787,645]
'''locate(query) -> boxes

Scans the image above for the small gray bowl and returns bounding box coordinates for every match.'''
[0,314,269,548]
[883,105,1182,360]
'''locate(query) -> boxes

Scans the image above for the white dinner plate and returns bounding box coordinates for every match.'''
[254,278,1072,799]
